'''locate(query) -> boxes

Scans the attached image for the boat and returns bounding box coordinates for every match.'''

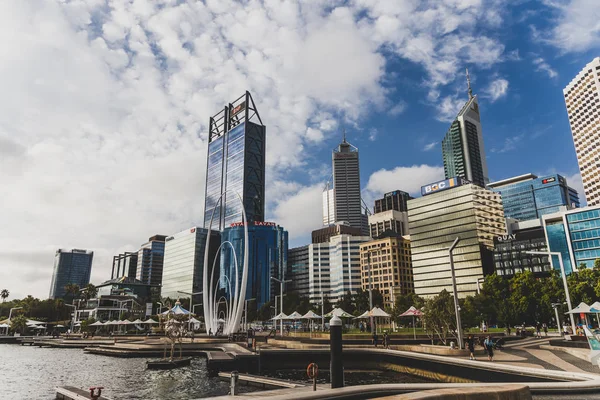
[146,357,192,370]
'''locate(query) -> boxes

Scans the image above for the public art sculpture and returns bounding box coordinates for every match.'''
[203,191,249,335]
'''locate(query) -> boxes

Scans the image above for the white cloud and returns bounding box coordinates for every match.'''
[541,0,600,53]
[491,134,525,153]
[368,128,378,141]
[564,172,586,207]
[423,142,438,151]
[388,101,407,116]
[436,95,466,122]
[485,78,509,102]
[363,164,445,207]
[306,127,325,142]
[532,57,558,78]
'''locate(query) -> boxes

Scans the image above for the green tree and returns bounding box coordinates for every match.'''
[421,290,457,345]
[568,267,599,305]
[336,291,356,315]
[510,271,543,324]
[10,314,27,334]
[479,273,515,327]
[82,284,98,300]
[1,289,9,303]
[64,283,80,303]
[594,259,600,269]
[392,293,424,326]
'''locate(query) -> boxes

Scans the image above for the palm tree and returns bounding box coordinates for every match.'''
[82,284,98,300]
[0,289,9,303]
[64,283,80,303]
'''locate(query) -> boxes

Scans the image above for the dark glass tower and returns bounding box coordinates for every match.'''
[442,70,489,187]
[204,92,266,231]
[49,249,94,299]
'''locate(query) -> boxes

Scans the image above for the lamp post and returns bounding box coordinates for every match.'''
[8,307,23,321]
[243,298,256,330]
[271,277,291,336]
[476,277,485,294]
[365,248,380,333]
[65,304,76,333]
[449,237,464,349]
[526,251,576,334]
[156,302,164,315]
[552,302,566,336]
[178,290,203,332]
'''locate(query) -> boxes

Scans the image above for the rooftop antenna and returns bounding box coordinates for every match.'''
[466,68,473,99]
[343,128,347,143]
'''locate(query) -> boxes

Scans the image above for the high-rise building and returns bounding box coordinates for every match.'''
[441,70,489,187]
[322,134,366,234]
[136,235,167,287]
[374,190,413,213]
[204,91,266,231]
[287,245,310,299]
[219,222,288,308]
[308,233,372,303]
[408,179,505,297]
[111,252,138,280]
[488,173,580,221]
[493,218,552,278]
[161,227,221,301]
[311,222,362,244]
[368,210,409,238]
[49,249,94,299]
[543,205,600,274]
[360,234,414,309]
[563,57,600,206]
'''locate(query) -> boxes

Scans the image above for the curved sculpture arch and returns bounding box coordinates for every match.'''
[203,191,249,335]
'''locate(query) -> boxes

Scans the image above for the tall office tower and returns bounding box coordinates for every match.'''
[322,133,366,234]
[307,233,372,304]
[374,190,413,213]
[204,92,266,231]
[360,233,414,308]
[219,222,288,308]
[408,178,505,297]
[287,245,310,298]
[488,173,580,220]
[136,235,167,287]
[563,57,600,205]
[311,222,362,244]
[49,249,94,299]
[441,70,489,187]
[111,252,138,280]
[162,227,221,301]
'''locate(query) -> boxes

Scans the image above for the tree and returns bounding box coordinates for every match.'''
[336,291,356,315]
[391,293,424,326]
[1,289,9,303]
[594,259,600,269]
[64,283,80,303]
[421,290,457,345]
[510,271,543,324]
[10,314,27,335]
[82,284,98,300]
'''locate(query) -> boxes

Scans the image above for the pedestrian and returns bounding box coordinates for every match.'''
[467,335,475,360]
[483,335,494,361]
[383,332,390,349]
[543,323,548,337]
[536,322,541,338]
[506,326,511,336]
[372,332,379,348]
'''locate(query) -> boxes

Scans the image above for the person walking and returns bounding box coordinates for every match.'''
[467,335,476,360]
[383,332,390,349]
[483,335,494,361]
[543,323,548,337]
[536,322,541,338]
[372,332,379,348]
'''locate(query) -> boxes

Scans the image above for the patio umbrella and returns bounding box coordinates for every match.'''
[399,306,424,340]
[271,312,288,321]
[284,311,303,334]
[90,321,104,326]
[55,324,65,328]
[590,302,600,327]
[565,302,592,314]
[143,318,158,324]
[324,308,354,318]
[161,301,190,315]
[131,319,144,324]
[301,310,321,319]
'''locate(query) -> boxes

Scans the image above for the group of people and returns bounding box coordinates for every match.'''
[372,331,391,349]
[466,334,497,361]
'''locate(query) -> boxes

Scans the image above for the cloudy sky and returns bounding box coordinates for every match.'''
[1,0,599,299]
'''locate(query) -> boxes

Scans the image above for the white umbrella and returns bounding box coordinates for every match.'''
[90,321,104,326]
[119,320,133,325]
[285,311,303,320]
[370,306,391,318]
[55,324,65,328]
[0,323,9,328]
[271,312,288,321]
[131,319,144,324]
[355,310,370,319]
[324,308,354,318]
[301,310,321,319]
[189,317,201,324]
[143,318,158,324]
[566,302,592,314]
[217,318,226,323]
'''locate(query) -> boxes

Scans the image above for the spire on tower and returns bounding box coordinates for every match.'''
[343,128,347,143]
[466,68,473,99]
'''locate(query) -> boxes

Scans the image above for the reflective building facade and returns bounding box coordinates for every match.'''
[49,249,94,299]
[543,205,600,274]
[204,92,266,231]
[488,173,580,221]
[162,227,220,300]
[111,252,138,280]
[219,222,288,308]
[287,245,310,298]
[408,183,505,297]
[136,235,167,287]
[441,71,489,187]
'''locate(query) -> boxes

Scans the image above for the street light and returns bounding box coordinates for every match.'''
[271,276,291,336]
[243,298,256,330]
[364,248,381,333]
[449,237,464,349]
[8,307,23,321]
[65,304,76,333]
[475,277,485,294]
[526,251,576,334]
[156,302,165,315]
[178,290,203,332]
[552,302,566,336]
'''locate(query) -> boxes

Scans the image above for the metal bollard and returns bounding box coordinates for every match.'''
[329,316,343,389]
[230,370,239,396]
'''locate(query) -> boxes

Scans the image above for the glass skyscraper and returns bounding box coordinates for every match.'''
[204,92,266,231]
[49,249,94,299]
[544,205,600,274]
[219,223,288,308]
[136,235,167,287]
[441,70,489,187]
[488,173,580,221]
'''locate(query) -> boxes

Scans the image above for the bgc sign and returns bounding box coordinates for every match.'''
[421,177,462,196]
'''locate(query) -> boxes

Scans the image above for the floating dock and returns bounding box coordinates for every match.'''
[55,386,112,400]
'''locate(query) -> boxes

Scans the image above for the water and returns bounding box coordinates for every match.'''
[0,344,251,399]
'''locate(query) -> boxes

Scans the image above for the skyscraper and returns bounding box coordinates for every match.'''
[563,57,600,205]
[442,70,489,187]
[204,91,266,231]
[322,133,365,234]
[49,249,94,299]
[488,173,580,220]
[136,235,167,287]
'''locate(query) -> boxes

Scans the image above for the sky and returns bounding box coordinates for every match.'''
[1,0,599,299]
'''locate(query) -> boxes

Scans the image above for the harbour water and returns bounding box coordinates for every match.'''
[0,344,247,399]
